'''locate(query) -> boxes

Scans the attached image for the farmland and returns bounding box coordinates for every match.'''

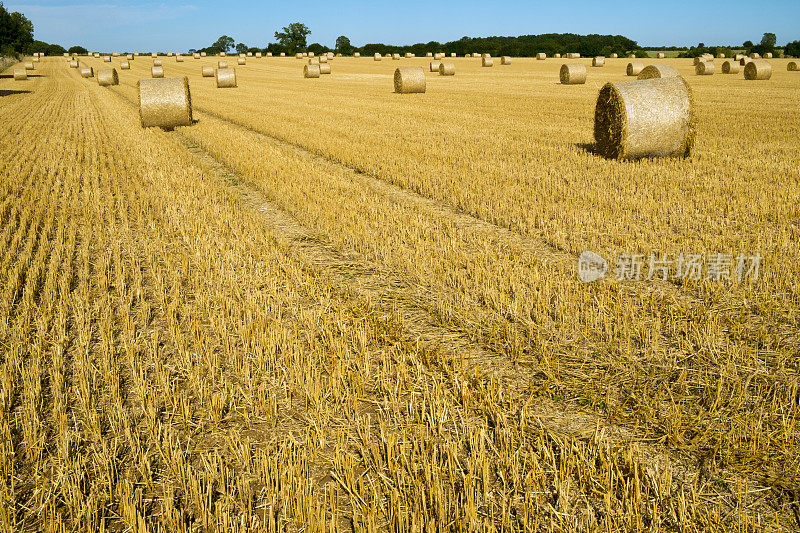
[1,54,799,530]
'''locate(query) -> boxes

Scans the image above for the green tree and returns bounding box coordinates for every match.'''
[335,35,352,54]
[235,42,248,54]
[274,22,310,53]
[743,40,754,48]
[68,45,87,54]
[212,35,235,53]
[786,40,800,57]
[0,2,34,54]
[760,32,776,50]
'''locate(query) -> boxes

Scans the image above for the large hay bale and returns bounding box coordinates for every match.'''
[13,68,27,81]
[482,56,493,67]
[319,63,331,74]
[749,52,760,59]
[134,52,140,56]
[536,53,546,60]
[554,53,561,58]
[374,53,382,61]
[450,52,456,57]
[127,54,134,60]
[434,53,444,60]
[167,52,173,57]
[610,53,618,58]
[202,66,214,77]
[153,58,163,66]
[151,66,164,78]
[717,53,725,58]
[218,60,228,68]
[308,52,314,57]
[70,60,79,68]
[594,77,694,160]
[216,67,237,87]
[280,52,285,57]
[237,57,246,65]
[103,56,111,62]
[735,54,745,61]
[354,52,360,57]
[220,52,227,57]
[394,67,425,93]
[138,77,192,129]
[201,52,207,57]
[296,53,303,59]
[739,57,751,66]
[120,61,130,70]
[592,56,605,67]
[304,64,320,78]
[560,63,586,84]
[426,52,433,57]
[97,68,119,86]
[695,61,714,75]
[628,53,636,59]
[24,61,34,70]
[657,52,665,59]
[308,57,319,65]
[429,60,442,72]
[788,61,798,71]
[744,60,772,80]
[151,53,157,58]
[626,62,644,76]
[80,67,94,78]
[501,56,511,64]
[393,53,401,60]
[319,55,328,63]
[256,52,262,58]
[721,60,740,74]
[439,62,455,76]
[176,55,184,62]
[638,64,680,79]
[193,53,200,59]
[405,52,413,58]
[246,52,252,57]
[32,57,39,62]
[764,52,773,59]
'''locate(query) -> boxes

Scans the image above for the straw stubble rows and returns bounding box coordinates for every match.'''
[0,56,798,530]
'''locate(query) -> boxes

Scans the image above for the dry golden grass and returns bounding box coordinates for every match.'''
[0,55,798,531]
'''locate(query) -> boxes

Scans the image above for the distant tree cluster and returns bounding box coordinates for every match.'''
[0,2,33,55]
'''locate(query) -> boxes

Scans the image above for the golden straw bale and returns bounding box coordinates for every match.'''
[560,63,586,84]
[592,56,605,67]
[97,68,118,86]
[626,62,644,76]
[721,60,740,74]
[744,60,772,80]
[482,56,493,67]
[120,61,130,70]
[216,67,237,87]
[138,77,192,129]
[501,56,511,64]
[429,60,441,72]
[787,61,798,71]
[202,66,214,77]
[438,61,455,76]
[319,63,331,74]
[695,61,714,75]
[304,64,320,78]
[151,66,164,78]
[638,64,680,79]
[13,68,27,81]
[394,67,426,93]
[80,67,94,78]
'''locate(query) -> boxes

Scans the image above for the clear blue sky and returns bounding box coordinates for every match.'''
[7,0,800,51]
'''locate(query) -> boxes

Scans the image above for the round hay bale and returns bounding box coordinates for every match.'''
[354,52,360,57]
[80,67,94,78]
[216,67,237,87]
[103,56,111,62]
[256,52,262,58]
[218,60,228,68]
[722,60,740,74]
[426,52,433,57]
[594,77,694,160]
[296,53,303,59]
[450,52,456,57]
[13,68,27,81]
[554,53,561,58]
[536,53,546,60]
[308,52,314,57]
[788,61,798,71]
[749,52,760,59]
[70,60,79,68]
[394,67,425,93]
[592,56,605,67]
[319,55,328,63]
[626,62,644,76]
[717,53,725,58]
[32,57,39,62]
[482,53,491,59]
[638,64,679,79]
[695,61,714,75]
[308,57,319,65]
[734,54,745,61]
[246,52,252,57]
[610,53,618,58]
[657,52,665,59]
[280,52,285,57]
[176,55,184,62]
[304,64,320,78]
[151,66,164,78]
[201,52,207,57]
[237,57,246,65]
[97,68,119,86]
[739,57,751,66]
[127,54,134,60]
[319,63,331,74]
[560,63,586,84]
[134,52,140,56]
[112,52,120,57]
[153,58,163,66]
[24,61,34,70]
[220,52,227,57]
[434,53,444,60]
[138,77,192,129]
[482,57,493,67]
[120,61,130,70]
[429,60,442,72]
[374,53,382,61]
[167,52,173,57]
[439,61,455,76]
[238,53,245,58]
[393,53,401,60]
[744,60,772,80]
[501,56,511,64]
[151,53,157,58]
[202,66,214,77]
[193,53,200,59]
[628,54,636,59]
[764,52,772,59]
[405,53,413,58]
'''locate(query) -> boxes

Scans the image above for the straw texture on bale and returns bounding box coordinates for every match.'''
[434,53,444,60]
[610,53,618,58]
[374,53,381,61]
[657,52,665,59]
[193,53,200,59]
[296,53,303,59]
[482,57,493,66]
[97,68,119,86]
[103,56,111,62]
[554,53,561,58]
[638,64,680,79]
[319,55,328,63]
[592,56,605,67]
[220,52,226,57]
[764,52,772,59]
[218,60,228,68]
[201,65,214,77]
[304,64,320,78]
[120,61,130,70]
[216,67,237,87]
[439,62,455,76]
[151,66,164,78]
[394,67,426,94]
[717,53,725,58]
[256,52,262,58]
[536,53,546,60]
[735,54,745,61]
[695,61,714,75]
[134,52,139,56]
[151,53,157,58]
[280,52,285,56]
[80,67,94,78]
[560,63,586,84]
[138,77,192,129]
[70,60,79,68]
[153,58,162,66]
[308,58,319,65]
[749,52,760,59]
[308,52,314,57]
[740,57,751,66]
[176,55,184,62]
[354,52,360,57]
[167,52,173,57]
[13,68,27,81]
[319,63,331,74]
[201,52,207,57]
[405,53,413,58]
[32,57,39,62]
[430,60,442,72]
[127,54,134,60]
[788,61,798,71]
[594,77,694,160]
[629,54,636,59]
[501,56,511,64]
[393,54,401,60]
[237,57,246,65]
[450,52,456,57]
[247,52,252,57]
[426,52,433,57]
[626,62,644,76]
[744,60,772,80]
[722,60,740,74]
[24,62,34,70]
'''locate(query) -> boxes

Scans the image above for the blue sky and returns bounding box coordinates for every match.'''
[7,0,800,51]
